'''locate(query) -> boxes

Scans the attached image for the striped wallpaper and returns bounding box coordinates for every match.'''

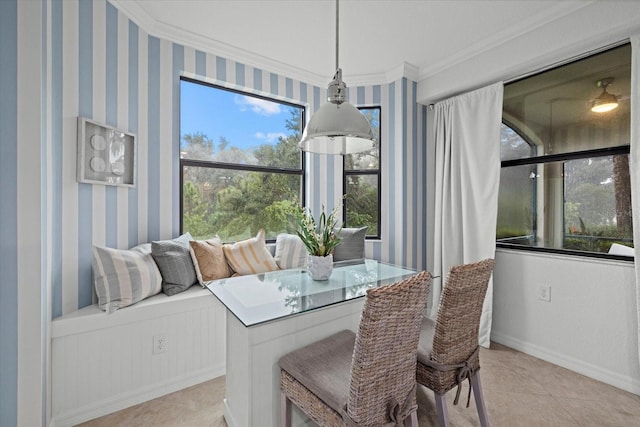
[2,1,47,426]
[43,0,428,318]
[1,1,427,423]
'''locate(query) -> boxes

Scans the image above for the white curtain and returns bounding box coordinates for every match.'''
[432,82,503,348]
[629,35,640,364]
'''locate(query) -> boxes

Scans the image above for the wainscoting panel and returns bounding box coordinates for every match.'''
[50,288,226,426]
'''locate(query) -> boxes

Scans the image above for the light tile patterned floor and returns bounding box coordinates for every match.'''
[78,343,640,426]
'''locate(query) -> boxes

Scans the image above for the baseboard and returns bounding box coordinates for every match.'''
[50,365,225,427]
[223,399,237,427]
[491,332,640,395]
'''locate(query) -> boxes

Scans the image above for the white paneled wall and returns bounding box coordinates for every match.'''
[492,249,640,394]
[50,288,225,426]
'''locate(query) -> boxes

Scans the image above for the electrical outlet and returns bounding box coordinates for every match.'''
[537,285,551,302]
[153,334,167,355]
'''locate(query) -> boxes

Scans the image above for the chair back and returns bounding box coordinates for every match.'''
[431,259,495,366]
[346,271,432,425]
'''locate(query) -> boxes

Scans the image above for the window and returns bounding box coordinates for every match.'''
[343,107,381,238]
[498,43,633,257]
[179,77,305,242]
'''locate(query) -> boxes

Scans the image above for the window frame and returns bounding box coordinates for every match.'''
[342,106,382,240]
[497,126,632,261]
[178,77,306,242]
[497,42,633,261]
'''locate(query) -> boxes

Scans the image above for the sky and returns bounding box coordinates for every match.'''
[180,80,299,151]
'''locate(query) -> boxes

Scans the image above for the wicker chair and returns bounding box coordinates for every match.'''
[416,259,495,427]
[278,271,432,427]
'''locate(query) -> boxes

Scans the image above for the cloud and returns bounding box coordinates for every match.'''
[255,132,286,143]
[235,95,281,116]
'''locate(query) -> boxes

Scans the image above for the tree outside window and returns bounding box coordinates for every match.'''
[343,107,381,238]
[180,78,304,241]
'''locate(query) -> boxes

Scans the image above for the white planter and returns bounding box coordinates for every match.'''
[307,254,333,281]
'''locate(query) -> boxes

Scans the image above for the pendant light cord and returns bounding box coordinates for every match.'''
[335,0,339,71]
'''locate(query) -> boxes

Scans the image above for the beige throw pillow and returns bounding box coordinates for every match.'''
[223,229,279,275]
[189,237,231,286]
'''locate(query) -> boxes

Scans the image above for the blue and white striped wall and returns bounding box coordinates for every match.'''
[1,1,47,426]
[1,1,428,423]
[44,0,428,318]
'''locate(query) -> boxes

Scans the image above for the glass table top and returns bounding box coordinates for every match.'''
[205,259,417,327]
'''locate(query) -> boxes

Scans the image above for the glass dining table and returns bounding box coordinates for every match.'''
[206,259,418,427]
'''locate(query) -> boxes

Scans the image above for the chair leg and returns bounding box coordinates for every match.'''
[471,373,490,427]
[281,391,292,427]
[434,392,449,427]
[404,410,419,427]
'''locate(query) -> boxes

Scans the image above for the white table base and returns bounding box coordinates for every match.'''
[222,298,365,427]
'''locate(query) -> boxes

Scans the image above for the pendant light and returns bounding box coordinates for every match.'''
[591,78,619,113]
[299,0,375,155]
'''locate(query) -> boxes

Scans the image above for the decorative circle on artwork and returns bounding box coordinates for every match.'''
[90,134,106,150]
[90,157,106,172]
[111,162,125,176]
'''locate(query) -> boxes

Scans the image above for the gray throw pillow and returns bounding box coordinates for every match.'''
[333,227,367,261]
[151,232,198,296]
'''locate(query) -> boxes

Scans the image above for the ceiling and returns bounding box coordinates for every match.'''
[112,0,598,87]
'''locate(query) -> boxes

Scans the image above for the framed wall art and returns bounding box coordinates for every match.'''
[77,117,136,187]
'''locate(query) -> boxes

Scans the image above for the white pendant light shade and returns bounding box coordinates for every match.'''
[299,101,374,154]
[299,0,375,155]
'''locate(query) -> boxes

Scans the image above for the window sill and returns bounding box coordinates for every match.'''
[496,242,634,263]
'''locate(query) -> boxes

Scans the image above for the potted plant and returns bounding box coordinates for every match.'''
[293,204,342,280]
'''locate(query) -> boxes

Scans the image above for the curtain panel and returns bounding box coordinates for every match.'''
[432,82,503,348]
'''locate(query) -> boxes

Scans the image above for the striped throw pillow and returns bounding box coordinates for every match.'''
[92,243,163,313]
[223,229,279,275]
[274,233,307,269]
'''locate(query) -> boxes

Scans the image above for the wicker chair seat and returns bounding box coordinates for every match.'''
[279,330,355,416]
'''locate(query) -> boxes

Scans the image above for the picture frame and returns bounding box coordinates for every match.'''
[77,117,136,187]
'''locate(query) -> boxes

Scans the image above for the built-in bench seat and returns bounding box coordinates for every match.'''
[52,286,214,337]
[49,230,364,426]
[50,285,226,427]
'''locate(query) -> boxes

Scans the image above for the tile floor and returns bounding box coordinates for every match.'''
[78,342,640,426]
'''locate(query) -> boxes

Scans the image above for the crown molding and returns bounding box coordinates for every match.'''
[416,1,640,105]
[114,0,592,91]
[110,0,421,89]
[386,62,420,83]
[110,0,328,87]
[417,0,594,81]
[109,0,157,34]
